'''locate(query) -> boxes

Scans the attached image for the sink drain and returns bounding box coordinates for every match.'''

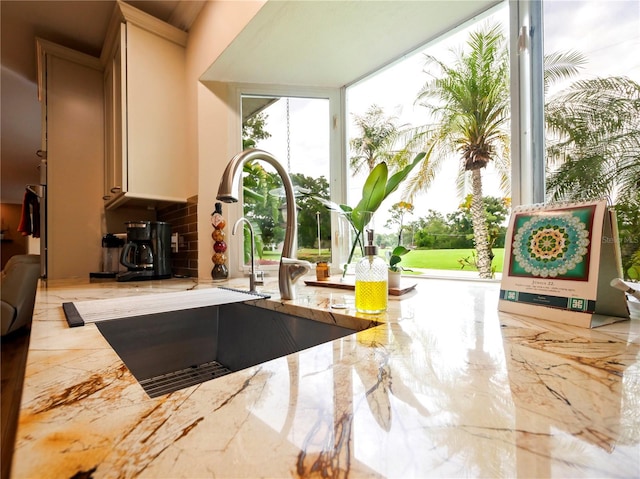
[138,361,232,398]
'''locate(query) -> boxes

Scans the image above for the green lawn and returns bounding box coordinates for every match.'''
[393,248,504,273]
[267,247,505,273]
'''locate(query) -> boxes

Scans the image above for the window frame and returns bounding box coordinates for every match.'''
[509,0,545,206]
[228,83,345,274]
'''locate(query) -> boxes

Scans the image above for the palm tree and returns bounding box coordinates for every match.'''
[349,105,403,176]
[404,23,586,278]
[410,23,511,278]
[545,76,640,204]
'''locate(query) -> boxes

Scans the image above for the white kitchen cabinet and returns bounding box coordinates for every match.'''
[102,2,189,210]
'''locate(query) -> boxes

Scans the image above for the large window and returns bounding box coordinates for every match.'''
[345,4,510,279]
[341,0,639,280]
[542,0,640,279]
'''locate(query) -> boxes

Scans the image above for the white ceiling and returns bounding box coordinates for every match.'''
[1,0,499,205]
[202,0,499,87]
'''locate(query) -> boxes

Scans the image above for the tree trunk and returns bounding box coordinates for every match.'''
[470,169,493,278]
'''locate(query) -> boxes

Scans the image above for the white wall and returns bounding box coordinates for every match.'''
[184,0,265,279]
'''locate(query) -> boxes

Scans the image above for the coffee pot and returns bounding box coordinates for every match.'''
[120,239,154,271]
[117,221,172,282]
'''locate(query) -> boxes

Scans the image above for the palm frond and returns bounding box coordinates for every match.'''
[543,50,587,91]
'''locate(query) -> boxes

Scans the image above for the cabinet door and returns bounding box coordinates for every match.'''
[125,23,187,200]
[46,54,104,278]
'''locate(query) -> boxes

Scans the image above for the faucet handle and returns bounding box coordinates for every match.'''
[281,257,313,283]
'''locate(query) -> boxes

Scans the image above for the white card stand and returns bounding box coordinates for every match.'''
[499,200,630,328]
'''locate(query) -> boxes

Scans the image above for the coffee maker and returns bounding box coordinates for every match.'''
[117,221,172,282]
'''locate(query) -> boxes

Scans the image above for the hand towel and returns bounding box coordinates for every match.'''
[17,190,40,238]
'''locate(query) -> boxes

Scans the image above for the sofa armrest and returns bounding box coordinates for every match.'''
[1,300,17,336]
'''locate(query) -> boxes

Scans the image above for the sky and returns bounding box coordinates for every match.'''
[254,0,640,233]
[254,97,329,181]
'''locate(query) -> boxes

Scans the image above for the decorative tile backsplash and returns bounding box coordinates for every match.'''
[157,196,198,277]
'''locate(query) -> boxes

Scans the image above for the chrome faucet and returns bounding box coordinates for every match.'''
[232,217,257,293]
[217,149,312,300]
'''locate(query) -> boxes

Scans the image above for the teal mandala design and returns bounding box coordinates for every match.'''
[512,213,590,278]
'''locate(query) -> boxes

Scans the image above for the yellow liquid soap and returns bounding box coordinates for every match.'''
[355,280,388,313]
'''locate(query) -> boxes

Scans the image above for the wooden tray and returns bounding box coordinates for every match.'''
[304,278,417,296]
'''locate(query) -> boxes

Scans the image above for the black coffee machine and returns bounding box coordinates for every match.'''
[117,221,172,282]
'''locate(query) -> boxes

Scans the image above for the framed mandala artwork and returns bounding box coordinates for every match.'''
[499,200,629,328]
[508,204,596,281]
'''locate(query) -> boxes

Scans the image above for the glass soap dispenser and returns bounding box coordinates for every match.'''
[355,228,388,313]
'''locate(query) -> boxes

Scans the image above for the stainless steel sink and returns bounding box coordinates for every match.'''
[96,302,358,397]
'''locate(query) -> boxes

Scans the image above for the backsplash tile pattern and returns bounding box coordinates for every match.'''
[157,196,198,277]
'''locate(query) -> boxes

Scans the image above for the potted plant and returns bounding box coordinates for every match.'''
[388,245,411,288]
[386,200,414,287]
[317,151,425,279]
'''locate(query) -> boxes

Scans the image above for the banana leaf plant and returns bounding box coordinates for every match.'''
[317,152,425,276]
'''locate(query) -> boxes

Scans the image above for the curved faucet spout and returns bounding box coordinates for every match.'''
[217,149,310,299]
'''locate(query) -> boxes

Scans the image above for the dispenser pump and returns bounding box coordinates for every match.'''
[364,229,378,256]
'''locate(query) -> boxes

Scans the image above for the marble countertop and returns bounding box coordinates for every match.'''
[11,275,640,478]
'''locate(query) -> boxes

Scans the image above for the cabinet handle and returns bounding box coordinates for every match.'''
[103,195,111,200]
[110,186,121,193]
